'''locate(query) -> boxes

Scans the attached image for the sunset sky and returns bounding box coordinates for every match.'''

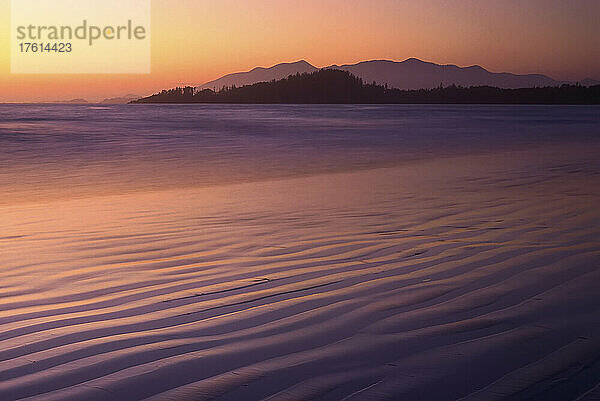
[1,0,599,102]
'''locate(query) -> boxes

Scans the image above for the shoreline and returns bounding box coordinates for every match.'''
[1,140,596,208]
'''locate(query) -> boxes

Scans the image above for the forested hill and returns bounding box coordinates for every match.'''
[133,70,600,104]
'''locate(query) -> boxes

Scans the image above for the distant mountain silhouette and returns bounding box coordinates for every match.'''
[197,58,598,90]
[328,58,559,89]
[198,60,317,90]
[134,69,600,104]
[53,98,88,104]
[101,94,142,104]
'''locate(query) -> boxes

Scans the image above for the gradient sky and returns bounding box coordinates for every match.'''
[1,0,599,102]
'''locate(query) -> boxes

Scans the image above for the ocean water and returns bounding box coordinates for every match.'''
[0,104,599,204]
[1,104,600,400]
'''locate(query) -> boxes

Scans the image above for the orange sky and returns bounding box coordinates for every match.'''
[1,0,599,102]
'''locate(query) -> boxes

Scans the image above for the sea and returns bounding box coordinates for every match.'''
[1,104,598,204]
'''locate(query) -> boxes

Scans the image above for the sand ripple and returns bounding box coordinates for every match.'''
[0,148,599,400]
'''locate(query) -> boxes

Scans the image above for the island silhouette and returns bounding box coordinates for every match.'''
[133,69,600,104]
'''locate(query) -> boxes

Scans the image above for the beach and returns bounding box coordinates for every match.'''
[0,105,599,400]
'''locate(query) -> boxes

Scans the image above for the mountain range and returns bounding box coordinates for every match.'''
[198,59,598,91]
[199,61,318,90]
[43,94,142,104]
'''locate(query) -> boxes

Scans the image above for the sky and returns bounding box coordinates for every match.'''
[1,0,599,102]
